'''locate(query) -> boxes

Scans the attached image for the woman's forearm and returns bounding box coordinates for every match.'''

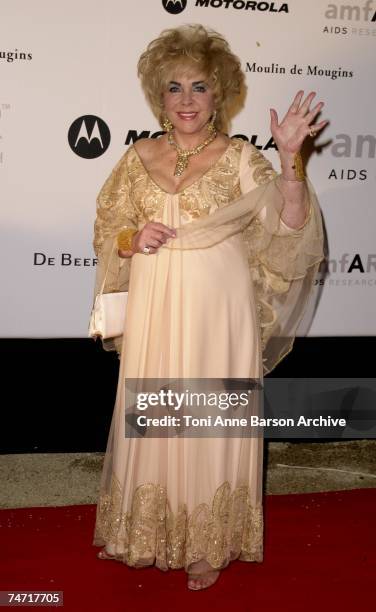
[278,151,309,230]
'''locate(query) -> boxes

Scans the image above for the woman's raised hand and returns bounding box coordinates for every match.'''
[118,222,176,258]
[270,90,328,156]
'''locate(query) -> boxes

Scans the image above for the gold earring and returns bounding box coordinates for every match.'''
[208,110,217,134]
[162,115,173,132]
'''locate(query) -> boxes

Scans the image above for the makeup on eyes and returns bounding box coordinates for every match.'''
[168,81,208,93]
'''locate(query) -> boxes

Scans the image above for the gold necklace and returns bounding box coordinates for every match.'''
[168,129,217,176]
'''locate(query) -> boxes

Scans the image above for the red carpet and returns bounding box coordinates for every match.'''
[0,488,374,611]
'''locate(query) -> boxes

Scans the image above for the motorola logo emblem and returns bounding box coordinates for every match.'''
[68,115,111,159]
[162,0,187,14]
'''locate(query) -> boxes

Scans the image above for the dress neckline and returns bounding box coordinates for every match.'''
[132,138,234,196]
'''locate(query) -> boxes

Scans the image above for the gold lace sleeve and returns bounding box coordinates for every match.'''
[91,148,138,354]
[93,149,138,258]
[239,141,312,235]
[238,141,324,372]
[162,142,325,375]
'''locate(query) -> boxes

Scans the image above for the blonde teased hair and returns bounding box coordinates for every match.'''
[137,24,246,132]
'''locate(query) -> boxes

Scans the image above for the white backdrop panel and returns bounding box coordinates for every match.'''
[0,0,375,337]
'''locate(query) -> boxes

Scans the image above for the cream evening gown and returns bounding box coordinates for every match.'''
[91,137,324,571]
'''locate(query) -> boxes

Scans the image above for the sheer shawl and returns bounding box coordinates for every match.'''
[91,145,324,376]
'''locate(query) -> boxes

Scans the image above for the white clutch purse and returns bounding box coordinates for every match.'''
[88,291,128,340]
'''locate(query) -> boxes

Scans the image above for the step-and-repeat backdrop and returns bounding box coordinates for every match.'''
[1,0,375,337]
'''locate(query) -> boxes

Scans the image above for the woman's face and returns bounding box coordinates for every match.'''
[162,71,215,136]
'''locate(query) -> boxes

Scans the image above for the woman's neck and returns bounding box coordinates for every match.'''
[172,126,214,150]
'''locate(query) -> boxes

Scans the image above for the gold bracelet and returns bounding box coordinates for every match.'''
[117,228,138,251]
[292,151,305,181]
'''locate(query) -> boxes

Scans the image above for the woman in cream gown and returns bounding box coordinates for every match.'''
[91,25,326,590]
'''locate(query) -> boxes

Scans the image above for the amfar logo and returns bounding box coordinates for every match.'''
[68,115,111,159]
[331,134,376,158]
[163,0,187,13]
[325,1,376,22]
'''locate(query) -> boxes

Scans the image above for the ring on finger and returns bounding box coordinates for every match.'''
[309,126,317,138]
[142,245,151,255]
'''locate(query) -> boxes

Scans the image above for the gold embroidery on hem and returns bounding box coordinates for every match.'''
[93,472,263,571]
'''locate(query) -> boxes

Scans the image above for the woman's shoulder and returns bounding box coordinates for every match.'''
[102,144,135,178]
[229,137,258,155]
[222,137,256,173]
[229,136,248,148]
[132,136,166,166]
[227,137,258,162]
[235,138,278,188]
[102,141,150,181]
[131,136,154,159]
[231,138,275,169]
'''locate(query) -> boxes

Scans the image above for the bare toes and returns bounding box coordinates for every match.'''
[187,570,220,590]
